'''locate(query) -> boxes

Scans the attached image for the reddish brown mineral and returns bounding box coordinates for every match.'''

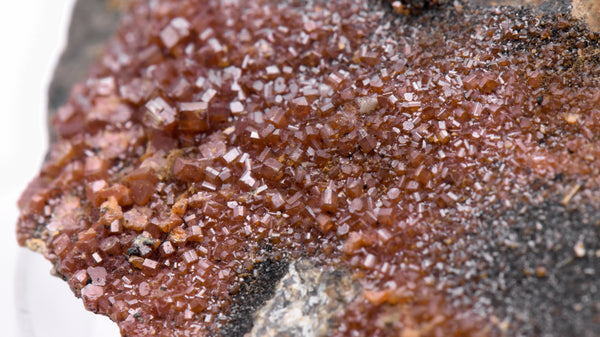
[17,0,600,336]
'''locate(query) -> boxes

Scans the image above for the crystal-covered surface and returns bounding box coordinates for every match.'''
[15,0,600,336]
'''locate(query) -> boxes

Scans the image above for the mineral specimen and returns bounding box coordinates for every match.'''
[17,0,600,336]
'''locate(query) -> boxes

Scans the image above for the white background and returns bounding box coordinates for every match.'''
[0,1,118,336]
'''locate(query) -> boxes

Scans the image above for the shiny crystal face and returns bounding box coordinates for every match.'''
[16,0,600,336]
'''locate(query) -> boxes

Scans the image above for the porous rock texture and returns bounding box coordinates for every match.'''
[17,0,600,336]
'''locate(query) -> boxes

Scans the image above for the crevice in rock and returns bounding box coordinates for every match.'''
[222,259,289,337]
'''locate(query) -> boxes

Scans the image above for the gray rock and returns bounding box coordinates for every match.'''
[247,260,360,337]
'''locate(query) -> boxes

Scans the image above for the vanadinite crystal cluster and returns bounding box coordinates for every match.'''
[17,0,600,336]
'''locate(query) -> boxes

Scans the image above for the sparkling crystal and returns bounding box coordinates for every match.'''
[182,250,199,265]
[144,97,177,130]
[229,101,245,115]
[160,17,191,49]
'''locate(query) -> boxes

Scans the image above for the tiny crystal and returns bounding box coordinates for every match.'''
[144,97,176,130]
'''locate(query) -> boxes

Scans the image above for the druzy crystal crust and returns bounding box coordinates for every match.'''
[17,0,600,336]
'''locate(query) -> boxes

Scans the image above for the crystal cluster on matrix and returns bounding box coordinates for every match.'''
[16,0,600,336]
